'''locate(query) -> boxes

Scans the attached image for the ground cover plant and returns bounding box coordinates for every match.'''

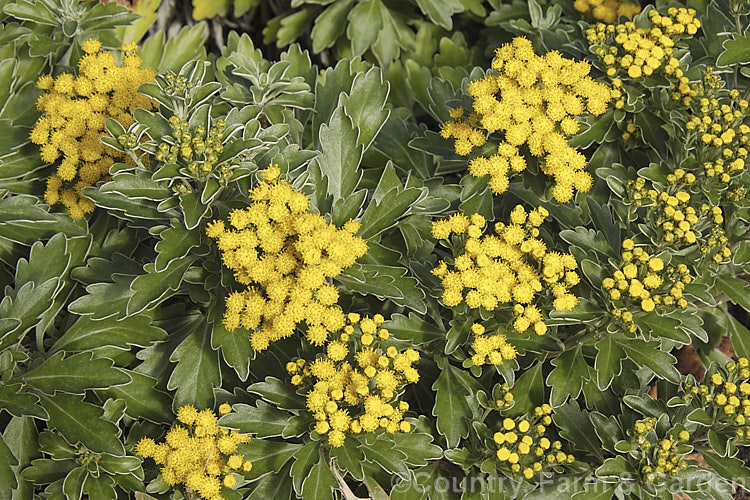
[2,0,750,499]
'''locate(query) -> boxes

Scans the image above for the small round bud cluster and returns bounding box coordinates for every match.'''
[135,405,252,500]
[630,417,690,482]
[163,72,192,96]
[586,8,700,106]
[493,404,575,480]
[626,177,699,246]
[492,383,515,411]
[682,358,750,443]
[116,132,140,150]
[441,36,612,202]
[469,323,517,367]
[684,71,750,196]
[573,0,640,23]
[431,206,579,332]
[697,204,732,263]
[604,239,691,332]
[156,117,231,189]
[288,314,419,448]
[621,119,641,141]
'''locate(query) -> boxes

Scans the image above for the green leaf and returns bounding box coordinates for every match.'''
[360,435,409,479]
[595,455,636,481]
[311,0,353,52]
[432,358,481,447]
[585,196,620,252]
[0,278,60,350]
[81,187,168,221]
[14,233,70,287]
[701,451,750,491]
[559,227,612,257]
[506,360,544,417]
[301,449,336,500]
[67,275,135,320]
[142,23,208,73]
[38,392,125,455]
[383,313,443,344]
[717,32,750,66]
[359,171,424,239]
[633,109,667,153]
[82,474,116,500]
[95,370,173,424]
[639,312,690,344]
[50,315,167,353]
[0,434,18,496]
[391,431,443,467]
[209,303,253,382]
[62,466,87,500]
[127,259,192,316]
[715,275,750,313]
[415,0,463,29]
[614,335,680,383]
[247,377,306,411]
[553,400,604,460]
[154,220,201,272]
[346,0,382,57]
[0,383,46,419]
[290,441,319,495]
[340,67,390,151]
[22,351,130,394]
[21,458,75,483]
[728,314,750,359]
[3,415,40,499]
[595,335,625,390]
[167,319,220,410]
[546,345,588,407]
[337,263,427,314]
[238,439,301,480]
[219,401,292,438]
[314,105,363,206]
[687,408,713,426]
[589,412,621,453]
[2,0,57,24]
[331,438,364,480]
[179,191,211,230]
[622,394,667,419]
[572,482,617,500]
[247,462,295,500]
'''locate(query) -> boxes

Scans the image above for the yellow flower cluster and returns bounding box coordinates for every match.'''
[30,39,156,218]
[697,204,732,263]
[573,0,640,23]
[469,323,517,367]
[630,417,690,482]
[287,314,419,448]
[431,206,579,333]
[135,405,252,500]
[682,358,750,442]
[206,167,368,351]
[441,36,613,202]
[628,177,699,246]
[586,8,700,106]
[493,404,575,479]
[604,239,690,331]
[686,84,750,187]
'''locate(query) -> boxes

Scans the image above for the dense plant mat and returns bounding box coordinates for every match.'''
[2,0,750,499]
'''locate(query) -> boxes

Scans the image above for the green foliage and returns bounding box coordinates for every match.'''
[3,0,750,499]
